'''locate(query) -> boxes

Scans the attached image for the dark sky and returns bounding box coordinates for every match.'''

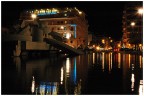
[1,1,140,41]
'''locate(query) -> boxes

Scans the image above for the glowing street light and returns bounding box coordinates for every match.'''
[96,46,100,50]
[79,11,82,15]
[131,22,135,27]
[60,26,64,30]
[118,44,121,48]
[31,14,37,19]
[102,39,105,44]
[138,8,143,15]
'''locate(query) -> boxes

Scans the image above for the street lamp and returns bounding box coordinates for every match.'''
[131,22,135,27]
[31,14,37,20]
[102,39,105,44]
[137,8,143,15]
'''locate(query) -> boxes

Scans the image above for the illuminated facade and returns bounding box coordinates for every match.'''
[122,2,143,50]
[20,7,89,48]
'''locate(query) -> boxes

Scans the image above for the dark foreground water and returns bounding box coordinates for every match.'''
[2,52,143,95]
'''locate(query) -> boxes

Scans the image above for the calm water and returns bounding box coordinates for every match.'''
[2,52,143,95]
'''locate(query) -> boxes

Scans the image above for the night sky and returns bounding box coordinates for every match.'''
[1,1,141,41]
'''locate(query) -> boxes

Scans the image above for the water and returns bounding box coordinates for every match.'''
[2,52,143,95]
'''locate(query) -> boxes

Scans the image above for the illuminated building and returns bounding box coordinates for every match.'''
[20,7,88,49]
[122,2,143,50]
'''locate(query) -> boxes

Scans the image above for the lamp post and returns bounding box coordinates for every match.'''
[137,8,143,51]
[130,22,136,50]
[130,22,135,27]
[31,14,37,20]
[137,8,143,15]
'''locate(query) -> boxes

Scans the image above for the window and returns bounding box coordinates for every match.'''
[64,21,67,24]
[64,27,67,30]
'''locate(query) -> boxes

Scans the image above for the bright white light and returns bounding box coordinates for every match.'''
[79,11,82,14]
[31,76,35,93]
[60,26,64,30]
[31,14,37,19]
[131,74,135,91]
[139,80,143,95]
[66,58,71,77]
[66,33,71,39]
[138,8,143,15]
[96,46,100,50]
[60,67,63,84]
[131,22,135,26]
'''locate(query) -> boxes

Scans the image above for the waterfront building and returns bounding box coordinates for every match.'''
[20,7,89,49]
[122,2,143,51]
[2,7,88,56]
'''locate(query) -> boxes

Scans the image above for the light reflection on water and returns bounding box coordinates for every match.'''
[2,52,143,95]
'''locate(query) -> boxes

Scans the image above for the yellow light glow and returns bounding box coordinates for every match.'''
[110,40,113,42]
[118,44,121,47]
[139,44,142,47]
[31,14,37,19]
[96,46,100,50]
[102,39,105,44]
[102,52,105,71]
[131,22,135,26]
[109,53,111,72]
[139,55,142,68]
[118,53,121,68]
[93,53,95,64]
[79,11,82,14]
[128,54,131,68]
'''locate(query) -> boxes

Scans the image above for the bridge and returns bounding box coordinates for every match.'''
[44,38,84,55]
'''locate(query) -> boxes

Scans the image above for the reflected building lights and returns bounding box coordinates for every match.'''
[139,80,143,95]
[110,53,112,70]
[31,76,35,94]
[108,53,111,72]
[128,54,131,68]
[118,53,121,68]
[131,63,134,71]
[102,52,105,71]
[61,67,64,84]
[40,82,46,95]
[131,73,135,91]
[93,53,95,64]
[73,58,77,85]
[66,58,71,77]
[108,53,113,72]
[139,55,142,68]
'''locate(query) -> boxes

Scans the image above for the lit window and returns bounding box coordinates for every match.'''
[64,21,67,24]
[60,26,64,30]
[64,14,67,16]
